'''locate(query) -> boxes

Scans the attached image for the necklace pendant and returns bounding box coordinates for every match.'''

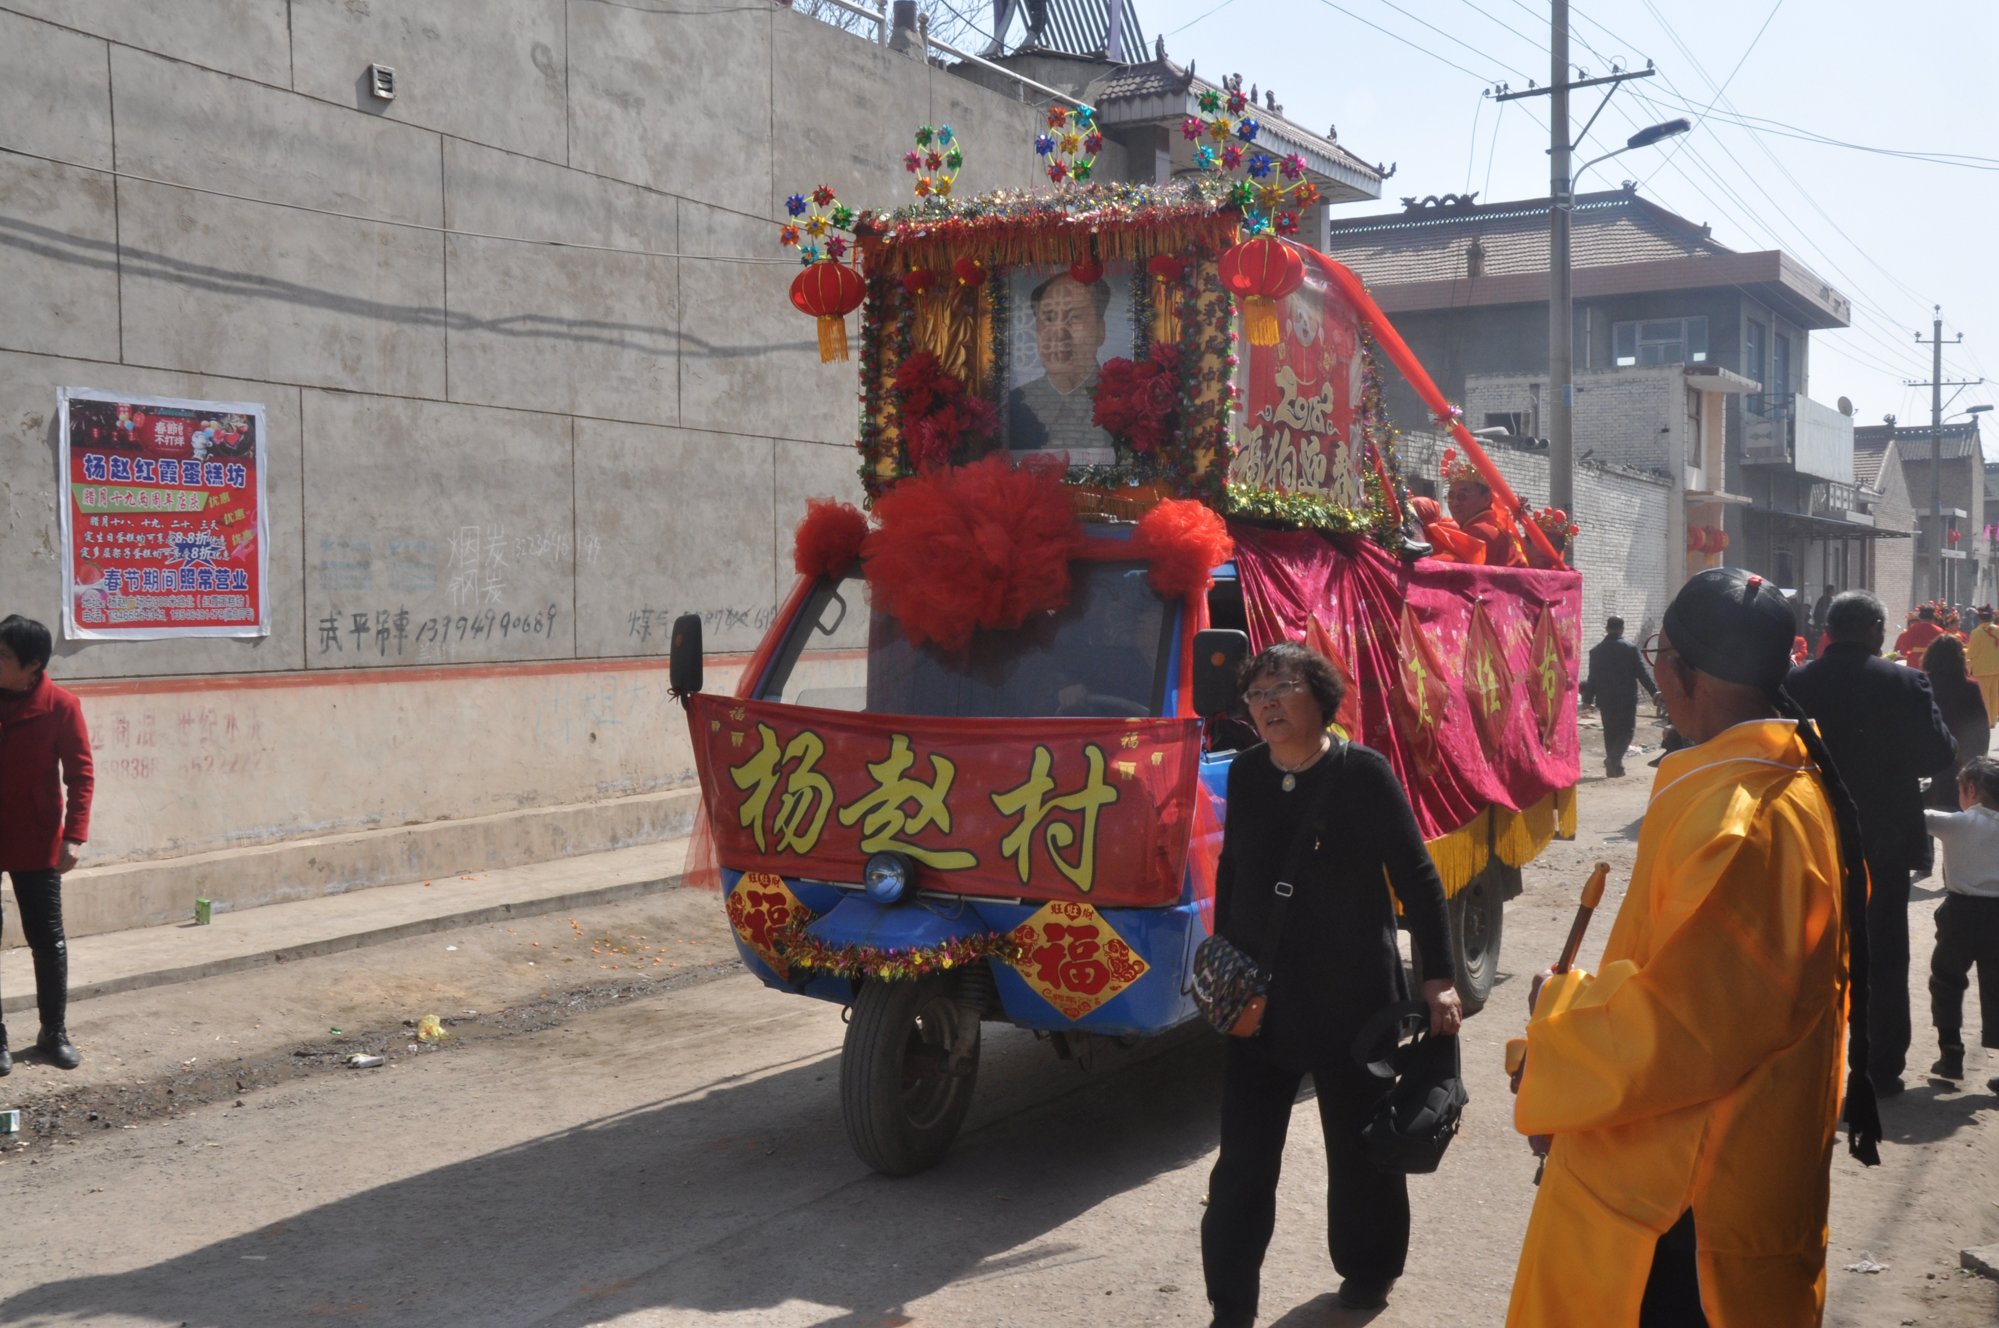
[1281,772,1297,793]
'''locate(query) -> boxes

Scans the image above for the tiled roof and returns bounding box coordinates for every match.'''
[1852,439,1889,489]
[1855,422,1985,462]
[1325,190,1733,287]
[1092,59,1190,100]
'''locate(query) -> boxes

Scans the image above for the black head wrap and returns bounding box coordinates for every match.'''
[1660,567,1883,1164]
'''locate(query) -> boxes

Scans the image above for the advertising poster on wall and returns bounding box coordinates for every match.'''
[57,387,270,640]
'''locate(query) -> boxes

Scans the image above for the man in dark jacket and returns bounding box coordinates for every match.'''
[0,615,93,1073]
[1789,590,1958,1093]
[1580,617,1656,778]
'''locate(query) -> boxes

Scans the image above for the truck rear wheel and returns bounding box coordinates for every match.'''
[841,975,981,1176]
[1448,864,1506,1016]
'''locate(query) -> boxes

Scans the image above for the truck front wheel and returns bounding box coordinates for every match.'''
[841,976,981,1176]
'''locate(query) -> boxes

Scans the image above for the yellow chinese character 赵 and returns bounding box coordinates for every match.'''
[729,723,835,855]
[835,734,977,870]
[991,744,1120,892]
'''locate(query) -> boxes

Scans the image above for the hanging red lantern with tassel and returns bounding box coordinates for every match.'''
[789,261,866,363]
[1687,526,1709,554]
[1218,235,1305,346]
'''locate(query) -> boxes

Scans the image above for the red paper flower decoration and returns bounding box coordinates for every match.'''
[1090,344,1183,456]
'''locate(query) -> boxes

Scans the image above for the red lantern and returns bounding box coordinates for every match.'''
[1949,527,1963,545]
[1714,529,1730,552]
[789,261,866,363]
[1069,256,1105,286]
[1687,526,1709,554]
[1218,236,1305,346]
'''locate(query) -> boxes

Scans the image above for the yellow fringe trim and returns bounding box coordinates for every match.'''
[1494,792,1560,870]
[1425,808,1491,899]
[1556,784,1578,839]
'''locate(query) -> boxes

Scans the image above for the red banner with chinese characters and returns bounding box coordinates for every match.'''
[57,388,269,639]
[688,694,1203,907]
[1234,524,1580,841]
[1232,264,1372,512]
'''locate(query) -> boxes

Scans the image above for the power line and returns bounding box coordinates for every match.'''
[1645,0,1786,177]
[1307,0,1500,83]
[1162,0,1243,38]
[1361,0,1534,82]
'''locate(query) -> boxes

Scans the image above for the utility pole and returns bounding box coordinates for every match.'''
[1496,10,1660,516]
[1910,308,1979,604]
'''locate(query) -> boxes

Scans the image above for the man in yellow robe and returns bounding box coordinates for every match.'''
[1966,607,1999,719]
[1507,567,1881,1327]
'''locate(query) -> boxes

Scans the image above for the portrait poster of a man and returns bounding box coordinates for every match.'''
[1005,265,1134,466]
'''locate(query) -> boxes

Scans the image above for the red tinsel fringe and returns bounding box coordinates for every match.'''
[793,498,870,580]
[1131,499,1233,599]
[863,454,1084,653]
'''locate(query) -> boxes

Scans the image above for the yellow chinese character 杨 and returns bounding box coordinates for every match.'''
[730,723,835,855]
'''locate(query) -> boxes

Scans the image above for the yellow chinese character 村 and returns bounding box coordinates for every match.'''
[991,744,1120,892]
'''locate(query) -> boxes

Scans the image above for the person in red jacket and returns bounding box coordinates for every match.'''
[0,615,93,1073]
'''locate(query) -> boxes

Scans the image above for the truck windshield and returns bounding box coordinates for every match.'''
[760,560,1175,719]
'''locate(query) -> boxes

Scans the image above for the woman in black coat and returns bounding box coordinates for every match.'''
[1923,635,1989,810]
[1201,642,1461,1326]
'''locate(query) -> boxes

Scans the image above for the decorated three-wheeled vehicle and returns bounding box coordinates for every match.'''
[671,112,1582,1175]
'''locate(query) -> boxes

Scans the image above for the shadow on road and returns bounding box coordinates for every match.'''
[1,1026,1229,1326]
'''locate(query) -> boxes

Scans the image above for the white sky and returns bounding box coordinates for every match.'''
[1135,0,1999,429]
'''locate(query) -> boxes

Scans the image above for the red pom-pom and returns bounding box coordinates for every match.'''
[1132,499,1233,599]
[863,455,1083,652]
[952,256,987,288]
[792,498,870,580]
[1070,257,1105,286]
[1147,255,1189,281]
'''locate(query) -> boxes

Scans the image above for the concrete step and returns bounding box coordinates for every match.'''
[1,838,695,1017]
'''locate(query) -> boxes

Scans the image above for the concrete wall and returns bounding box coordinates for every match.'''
[1395,430,1674,641]
[0,0,1049,931]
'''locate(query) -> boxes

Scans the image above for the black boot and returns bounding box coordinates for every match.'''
[0,1026,10,1077]
[1933,1041,1965,1081]
[37,1027,79,1070]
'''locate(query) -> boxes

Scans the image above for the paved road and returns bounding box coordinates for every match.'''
[1,732,1994,1326]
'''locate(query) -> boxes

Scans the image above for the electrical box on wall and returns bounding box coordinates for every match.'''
[368,64,396,101]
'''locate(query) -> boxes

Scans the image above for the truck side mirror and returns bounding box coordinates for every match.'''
[1192,629,1249,718]
[669,613,703,699]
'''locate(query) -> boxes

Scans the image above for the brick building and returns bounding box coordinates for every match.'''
[1855,419,1989,608]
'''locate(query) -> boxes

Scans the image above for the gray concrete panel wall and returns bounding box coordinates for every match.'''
[0,348,308,677]
[300,390,575,669]
[0,7,112,168]
[4,0,292,85]
[116,178,449,397]
[566,0,773,217]
[0,156,122,365]
[0,0,1082,904]
[288,0,570,165]
[574,418,775,659]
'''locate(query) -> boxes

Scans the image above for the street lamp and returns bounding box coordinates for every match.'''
[1548,118,1691,516]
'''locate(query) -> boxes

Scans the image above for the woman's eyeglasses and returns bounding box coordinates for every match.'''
[1242,679,1306,708]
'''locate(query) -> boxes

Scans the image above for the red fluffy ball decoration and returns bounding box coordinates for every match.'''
[792,498,870,580]
[1132,499,1234,599]
[864,454,1084,652]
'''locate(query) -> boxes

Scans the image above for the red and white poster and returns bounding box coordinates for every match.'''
[57,388,270,640]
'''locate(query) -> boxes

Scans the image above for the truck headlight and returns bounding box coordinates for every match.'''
[863,851,913,904]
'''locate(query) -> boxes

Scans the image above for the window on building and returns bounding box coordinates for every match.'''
[1745,319,1767,414]
[1483,411,1531,436]
[1612,316,1710,367]
[1772,333,1792,404]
